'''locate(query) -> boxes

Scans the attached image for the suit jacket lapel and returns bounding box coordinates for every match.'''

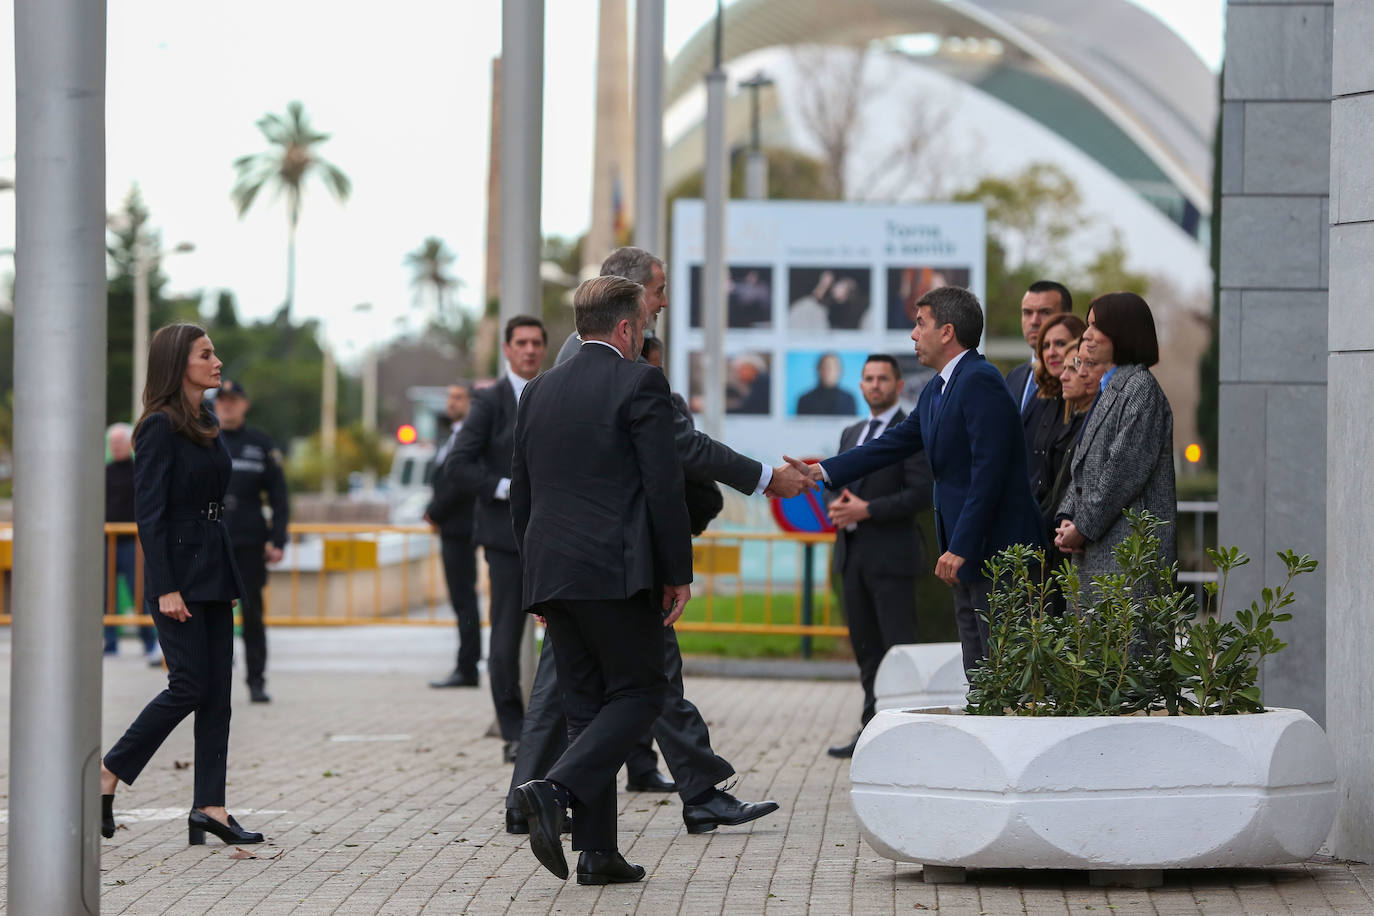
[928,353,976,455]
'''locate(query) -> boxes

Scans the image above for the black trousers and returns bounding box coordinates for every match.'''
[543,593,668,852]
[441,535,480,677]
[104,600,235,808]
[485,547,527,741]
[233,545,268,688]
[952,577,994,676]
[505,635,662,810]
[508,621,733,809]
[842,567,918,725]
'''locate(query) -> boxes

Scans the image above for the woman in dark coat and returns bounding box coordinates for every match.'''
[99,323,264,846]
[1039,339,1097,590]
[1025,312,1087,502]
[1054,293,1177,594]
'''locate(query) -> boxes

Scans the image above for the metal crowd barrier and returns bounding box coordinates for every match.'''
[0,506,1218,634]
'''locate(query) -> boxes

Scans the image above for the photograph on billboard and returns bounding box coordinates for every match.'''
[686,350,773,416]
[669,199,985,464]
[886,265,972,330]
[687,265,774,330]
[784,350,867,417]
[786,267,873,331]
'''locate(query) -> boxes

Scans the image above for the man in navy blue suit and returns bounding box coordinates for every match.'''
[788,286,1043,675]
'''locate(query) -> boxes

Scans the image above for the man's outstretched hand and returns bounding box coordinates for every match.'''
[766,456,819,498]
[662,583,692,626]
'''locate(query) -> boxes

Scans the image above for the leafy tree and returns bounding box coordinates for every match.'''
[231,101,351,321]
[106,186,179,424]
[405,236,460,328]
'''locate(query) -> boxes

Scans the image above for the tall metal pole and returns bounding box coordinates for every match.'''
[633,0,665,256]
[133,254,150,422]
[11,0,106,912]
[701,2,728,439]
[500,0,544,704]
[321,343,338,494]
[499,0,544,328]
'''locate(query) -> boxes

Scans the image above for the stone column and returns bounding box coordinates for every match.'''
[1218,0,1332,722]
[1325,0,1374,863]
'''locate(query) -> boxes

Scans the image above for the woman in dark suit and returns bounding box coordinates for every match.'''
[1054,293,1177,596]
[1024,312,1087,501]
[99,323,263,846]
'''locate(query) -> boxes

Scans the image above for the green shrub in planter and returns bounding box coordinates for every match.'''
[966,511,1317,717]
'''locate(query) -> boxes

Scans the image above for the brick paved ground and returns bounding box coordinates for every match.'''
[2,626,1372,914]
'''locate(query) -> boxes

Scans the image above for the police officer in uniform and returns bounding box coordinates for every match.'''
[214,379,289,704]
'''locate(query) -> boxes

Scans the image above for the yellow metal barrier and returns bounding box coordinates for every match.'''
[0,523,846,638]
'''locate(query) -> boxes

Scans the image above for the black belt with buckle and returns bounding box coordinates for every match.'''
[200,502,223,522]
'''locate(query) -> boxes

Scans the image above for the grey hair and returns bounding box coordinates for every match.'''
[916,286,984,350]
[599,247,664,287]
[574,275,645,337]
[107,422,133,443]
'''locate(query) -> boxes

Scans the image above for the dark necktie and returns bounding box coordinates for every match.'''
[930,375,946,419]
[860,417,881,445]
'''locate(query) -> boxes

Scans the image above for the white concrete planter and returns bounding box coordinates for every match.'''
[873,643,967,712]
[850,706,1337,878]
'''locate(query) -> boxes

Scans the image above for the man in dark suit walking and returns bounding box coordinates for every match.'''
[425,383,480,689]
[508,246,799,836]
[512,275,693,886]
[1005,280,1073,436]
[792,286,1043,676]
[825,354,932,758]
[446,316,548,762]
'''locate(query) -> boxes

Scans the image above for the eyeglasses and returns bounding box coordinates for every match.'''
[1070,357,1099,371]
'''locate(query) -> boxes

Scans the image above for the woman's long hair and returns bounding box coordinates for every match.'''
[1034,313,1088,398]
[134,323,218,446]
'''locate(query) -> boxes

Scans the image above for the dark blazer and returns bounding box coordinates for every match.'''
[426,425,476,540]
[133,411,243,604]
[831,410,933,575]
[1005,360,1034,413]
[511,342,693,609]
[445,377,519,553]
[821,351,1043,583]
[556,329,762,495]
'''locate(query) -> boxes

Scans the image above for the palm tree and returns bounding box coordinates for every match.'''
[405,236,460,327]
[232,101,351,322]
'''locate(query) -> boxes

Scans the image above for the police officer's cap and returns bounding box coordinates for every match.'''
[218,379,248,400]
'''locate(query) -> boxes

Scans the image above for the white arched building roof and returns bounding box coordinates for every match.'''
[665,0,1216,238]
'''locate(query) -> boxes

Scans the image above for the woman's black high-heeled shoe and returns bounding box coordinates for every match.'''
[101,794,116,839]
[187,809,264,846]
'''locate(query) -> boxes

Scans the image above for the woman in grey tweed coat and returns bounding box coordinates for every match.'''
[1054,292,1176,591]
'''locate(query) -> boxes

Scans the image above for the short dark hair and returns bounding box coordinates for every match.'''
[1088,291,1159,367]
[916,286,984,350]
[600,247,664,287]
[574,275,645,337]
[863,354,901,379]
[1028,280,1073,313]
[640,336,663,360]
[504,315,546,345]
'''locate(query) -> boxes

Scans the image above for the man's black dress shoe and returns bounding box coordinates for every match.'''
[576,850,645,885]
[827,731,861,758]
[513,780,568,879]
[429,670,479,689]
[187,810,264,846]
[249,685,271,704]
[625,770,676,793]
[101,794,116,839]
[682,789,780,835]
[506,807,573,835]
[502,740,520,764]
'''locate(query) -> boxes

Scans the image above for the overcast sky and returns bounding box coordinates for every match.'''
[0,0,1224,361]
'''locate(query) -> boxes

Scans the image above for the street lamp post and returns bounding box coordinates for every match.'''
[740,71,773,200]
[702,0,728,440]
[131,240,193,422]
